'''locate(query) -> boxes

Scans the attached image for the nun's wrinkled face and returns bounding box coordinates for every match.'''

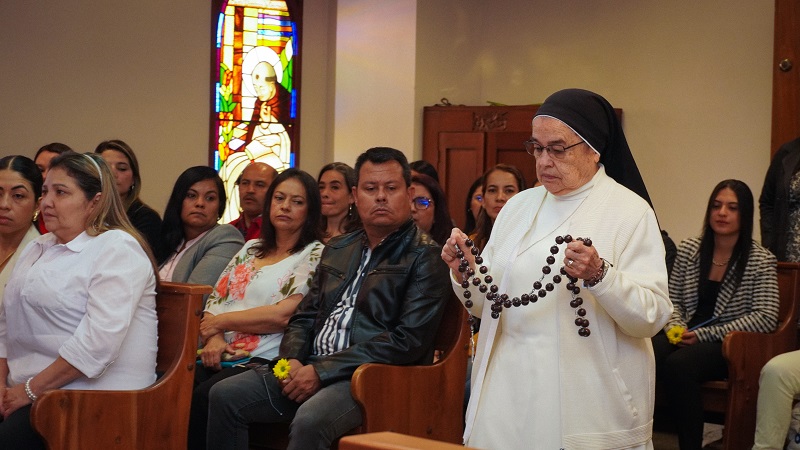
[532,116,600,196]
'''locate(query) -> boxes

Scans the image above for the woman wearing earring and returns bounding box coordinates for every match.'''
[154,167,244,305]
[0,153,158,448]
[0,156,42,304]
[653,179,780,450]
[95,140,161,251]
[317,162,361,243]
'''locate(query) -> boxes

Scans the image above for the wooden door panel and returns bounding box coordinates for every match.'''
[772,0,800,154]
[486,131,538,188]
[437,132,485,230]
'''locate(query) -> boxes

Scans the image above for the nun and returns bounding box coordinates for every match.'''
[441,89,673,449]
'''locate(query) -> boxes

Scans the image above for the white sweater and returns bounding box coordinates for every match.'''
[458,167,672,449]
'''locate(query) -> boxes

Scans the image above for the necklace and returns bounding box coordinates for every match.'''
[712,258,729,267]
[0,249,16,270]
[457,235,592,337]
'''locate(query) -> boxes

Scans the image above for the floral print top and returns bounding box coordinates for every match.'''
[204,239,324,360]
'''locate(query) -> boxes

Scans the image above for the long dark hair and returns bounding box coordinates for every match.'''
[699,179,754,290]
[94,139,144,210]
[251,168,322,258]
[318,162,361,238]
[412,173,452,246]
[464,177,482,235]
[155,166,226,264]
[472,164,526,250]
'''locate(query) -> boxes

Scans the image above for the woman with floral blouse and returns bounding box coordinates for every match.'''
[187,168,324,450]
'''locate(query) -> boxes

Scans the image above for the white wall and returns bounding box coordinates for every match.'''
[0,0,212,212]
[0,1,776,245]
[414,0,775,243]
[332,0,417,166]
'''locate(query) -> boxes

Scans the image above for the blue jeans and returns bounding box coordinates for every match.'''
[207,369,362,450]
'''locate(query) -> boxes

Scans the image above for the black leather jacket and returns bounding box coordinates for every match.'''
[279,220,449,386]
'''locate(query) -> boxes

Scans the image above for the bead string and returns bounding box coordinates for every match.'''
[457,235,592,337]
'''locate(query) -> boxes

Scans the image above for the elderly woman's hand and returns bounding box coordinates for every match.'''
[200,335,234,370]
[1,384,31,419]
[563,240,603,282]
[441,228,473,280]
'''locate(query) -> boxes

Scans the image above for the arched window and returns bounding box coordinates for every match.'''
[211,0,301,222]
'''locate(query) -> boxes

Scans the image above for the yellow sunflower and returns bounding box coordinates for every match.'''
[273,358,291,380]
[666,325,685,345]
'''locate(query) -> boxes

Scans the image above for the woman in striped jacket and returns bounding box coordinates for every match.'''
[653,179,779,450]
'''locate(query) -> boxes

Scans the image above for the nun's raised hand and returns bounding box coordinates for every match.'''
[441,227,473,280]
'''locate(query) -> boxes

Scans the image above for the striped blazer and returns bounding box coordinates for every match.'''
[666,237,780,342]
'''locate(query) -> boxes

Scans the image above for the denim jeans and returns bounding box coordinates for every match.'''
[207,369,362,450]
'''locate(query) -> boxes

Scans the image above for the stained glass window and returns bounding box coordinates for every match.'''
[212,0,300,223]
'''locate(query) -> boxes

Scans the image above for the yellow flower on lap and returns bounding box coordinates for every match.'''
[273,358,291,380]
[666,325,685,345]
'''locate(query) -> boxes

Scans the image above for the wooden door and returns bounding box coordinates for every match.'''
[486,131,538,188]
[772,0,800,155]
[436,132,486,229]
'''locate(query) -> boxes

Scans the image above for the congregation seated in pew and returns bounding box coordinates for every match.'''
[205,147,450,449]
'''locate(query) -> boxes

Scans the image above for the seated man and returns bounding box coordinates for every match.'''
[206,147,450,450]
[229,162,277,240]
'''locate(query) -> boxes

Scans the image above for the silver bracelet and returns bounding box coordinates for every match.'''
[24,377,37,402]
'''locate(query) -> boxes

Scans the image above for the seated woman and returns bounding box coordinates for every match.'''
[317,162,361,242]
[32,142,72,234]
[187,168,324,449]
[410,173,452,246]
[95,140,161,251]
[471,163,526,250]
[463,177,483,235]
[0,156,42,305]
[653,179,780,450]
[154,166,244,304]
[0,153,158,449]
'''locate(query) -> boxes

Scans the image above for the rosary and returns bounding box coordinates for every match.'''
[456,235,600,337]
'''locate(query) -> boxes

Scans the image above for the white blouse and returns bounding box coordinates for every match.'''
[0,230,157,390]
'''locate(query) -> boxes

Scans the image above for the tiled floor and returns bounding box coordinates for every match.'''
[652,424,724,450]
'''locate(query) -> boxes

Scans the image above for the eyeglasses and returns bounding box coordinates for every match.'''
[412,196,433,210]
[473,194,483,203]
[523,139,584,160]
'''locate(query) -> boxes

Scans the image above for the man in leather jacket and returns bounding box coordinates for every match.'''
[206,147,450,450]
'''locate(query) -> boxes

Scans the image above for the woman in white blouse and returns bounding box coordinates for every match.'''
[187,168,324,449]
[0,156,42,306]
[0,152,158,448]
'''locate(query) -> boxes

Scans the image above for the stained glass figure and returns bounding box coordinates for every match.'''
[212,0,299,222]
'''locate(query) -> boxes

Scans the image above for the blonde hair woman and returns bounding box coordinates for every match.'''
[0,153,158,448]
